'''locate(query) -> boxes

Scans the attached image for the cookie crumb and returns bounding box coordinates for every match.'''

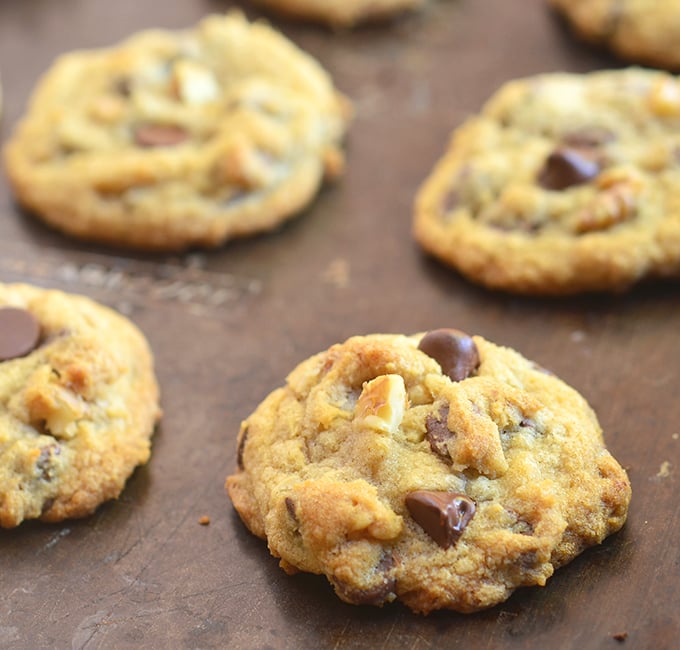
[198,515,211,526]
[612,631,628,642]
[657,461,671,478]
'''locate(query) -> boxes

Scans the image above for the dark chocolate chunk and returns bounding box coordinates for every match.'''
[418,329,480,382]
[561,127,615,149]
[285,497,298,524]
[538,147,600,191]
[425,405,454,459]
[405,491,476,549]
[0,307,41,361]
[134,124,188,148]
[331,553,396,606]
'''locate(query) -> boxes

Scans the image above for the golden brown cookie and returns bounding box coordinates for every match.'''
[0,283,161,528]
[550,0,680,69]
[4,13,350,251]
[253,0,426,27]
[414,68,680,295]
[226,329,631,613]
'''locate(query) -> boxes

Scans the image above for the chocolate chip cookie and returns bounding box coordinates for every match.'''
[3,13,350,251]
[253,0,425,27]
[550,0,680,70]
[226,329,631,613]
[0,283,161,528]
[414,68,680,295]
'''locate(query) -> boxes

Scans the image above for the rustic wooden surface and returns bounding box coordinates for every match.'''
[1,0,678,648]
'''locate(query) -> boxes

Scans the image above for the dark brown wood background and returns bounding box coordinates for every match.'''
[1,1,678,648]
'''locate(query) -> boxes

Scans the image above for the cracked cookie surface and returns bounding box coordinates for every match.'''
[550,0,680,69]
[253,0,425,27]
[3,13,350,251]
[0,283,161,528]
[226,330,630,613]
[414,68,680,295]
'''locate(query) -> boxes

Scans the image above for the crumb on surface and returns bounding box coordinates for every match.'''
[612,631,628,642]
[198,515,210,526]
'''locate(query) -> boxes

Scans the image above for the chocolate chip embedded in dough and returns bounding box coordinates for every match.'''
[405,491,476,549]
[133,123,188,148]
[331,553,396,606]
[538,147,600,191]
[0,307,41,361]
[236,426,249,470]
[36,443,61,481]
[418,329,480,382]
[425,405,454,459]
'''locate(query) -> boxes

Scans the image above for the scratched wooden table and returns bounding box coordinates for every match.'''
[1,1,678,648]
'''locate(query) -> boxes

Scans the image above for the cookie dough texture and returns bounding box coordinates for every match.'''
[414,68,680,295]
[226,331,631,613]
[254,0,425,27]
[0,283,161,528]
[3,13,350,251]
[550,0,680,69]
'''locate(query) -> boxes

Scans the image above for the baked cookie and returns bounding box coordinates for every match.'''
[550,0,680,70]
[226,329,630,613]
[3,13,350,251]
[414,68,680,295]
[253,0,425,27]
[0,283,161,528]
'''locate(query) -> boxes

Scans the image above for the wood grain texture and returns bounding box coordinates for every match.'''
[0,1,678,648]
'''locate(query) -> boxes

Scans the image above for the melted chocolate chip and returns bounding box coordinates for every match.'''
[538,148,600,191]
[331,553,396,606]
[418,329,480,382]
[425,405,454,459]
[0,307,41,361]
[134,124,188,148]
[405,491,476,549]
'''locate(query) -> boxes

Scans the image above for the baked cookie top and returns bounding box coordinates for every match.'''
[550,0,680,70]
[3,13,350,251]
[253,0,425,27]
[0,283,161,528]
[414,68,680,295]
[226,329,630,613]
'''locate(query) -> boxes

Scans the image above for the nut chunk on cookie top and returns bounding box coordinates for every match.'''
[0,283,161,528]
[414,68,680,295]
[3,13,350,251]
[226,329,631,614]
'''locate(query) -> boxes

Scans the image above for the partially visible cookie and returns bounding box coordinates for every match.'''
[550,0,680,70]
[226,329,631,613]
[414,68,680,295]
[253,0,425,27]
[0,283,161,528]
[4,13,350,251]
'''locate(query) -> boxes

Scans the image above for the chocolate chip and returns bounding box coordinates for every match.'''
[285,497,297,523]
[36,443,61,481]
[0,307,41,361]
[113,77,132,97]
[418,329,480,382]
[236,426,248,470]
[405,491,476,549]
[133,124,188,148]
[425,405,454,459]
[561,127,615,149]
[331,553,396,606]
[538,148,600,191]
